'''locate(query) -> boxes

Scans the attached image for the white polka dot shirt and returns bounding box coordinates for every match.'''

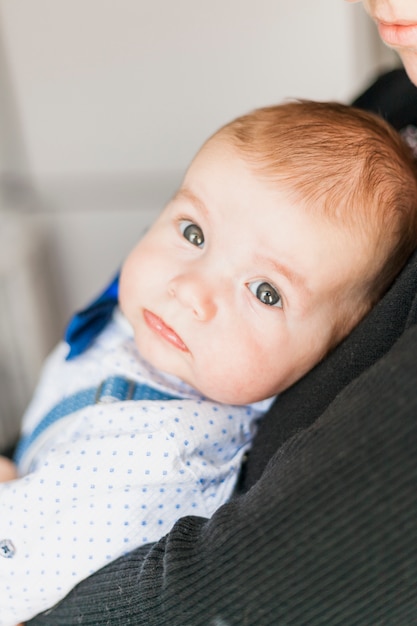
[0,310,272,625]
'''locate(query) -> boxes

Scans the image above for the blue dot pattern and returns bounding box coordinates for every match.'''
[0,310,271,625]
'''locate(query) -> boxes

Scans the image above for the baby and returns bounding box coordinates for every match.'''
[1,100,417,625]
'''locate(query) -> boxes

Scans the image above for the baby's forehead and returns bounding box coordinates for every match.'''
[189,138,373,234]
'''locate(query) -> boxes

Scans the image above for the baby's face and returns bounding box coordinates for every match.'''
[120,138,375,405]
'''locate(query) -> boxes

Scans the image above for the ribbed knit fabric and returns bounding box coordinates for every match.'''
[28,322,417,625]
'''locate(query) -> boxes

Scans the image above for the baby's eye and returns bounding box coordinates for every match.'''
[248,281,282,307]
[180,220,205,248]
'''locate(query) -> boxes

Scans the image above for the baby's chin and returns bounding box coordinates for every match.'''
[136,341,272,405]
[191,380,274,407]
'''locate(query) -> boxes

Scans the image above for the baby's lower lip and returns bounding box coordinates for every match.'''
[143,310,188,352]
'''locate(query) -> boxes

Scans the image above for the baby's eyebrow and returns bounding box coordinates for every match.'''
[174,188,209,218]
[255,254,311,298]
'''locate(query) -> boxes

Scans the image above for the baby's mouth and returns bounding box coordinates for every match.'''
[143,309,188,352]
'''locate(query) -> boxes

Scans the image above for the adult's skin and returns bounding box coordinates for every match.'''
[347,0,417,84]
[27,2,417,624]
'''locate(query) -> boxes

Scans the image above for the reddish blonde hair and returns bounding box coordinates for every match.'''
[215,100,417,305]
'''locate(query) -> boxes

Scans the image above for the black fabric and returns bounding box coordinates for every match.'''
[352,67,417,131]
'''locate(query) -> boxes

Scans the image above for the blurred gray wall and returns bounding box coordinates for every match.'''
[0,0,398,448]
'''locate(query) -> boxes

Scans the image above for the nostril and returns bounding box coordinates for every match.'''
[192,297,216,321]
[167,281,176,297]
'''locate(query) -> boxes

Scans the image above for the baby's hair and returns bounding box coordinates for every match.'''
[214,100,417,306]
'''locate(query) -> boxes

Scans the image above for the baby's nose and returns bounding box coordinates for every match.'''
[168,273,217,321]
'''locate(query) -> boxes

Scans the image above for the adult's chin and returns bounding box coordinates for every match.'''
[399,50,417,88]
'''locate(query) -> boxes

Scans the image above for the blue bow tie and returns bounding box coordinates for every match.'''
[65,272,120,360]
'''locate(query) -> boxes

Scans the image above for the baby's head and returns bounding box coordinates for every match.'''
[120,100,417,405]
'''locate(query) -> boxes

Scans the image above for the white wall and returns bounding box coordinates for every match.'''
[0,1,399,444]
[0,1,395,180]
